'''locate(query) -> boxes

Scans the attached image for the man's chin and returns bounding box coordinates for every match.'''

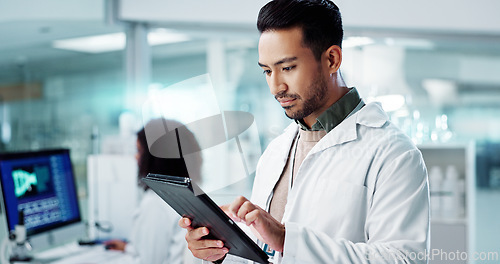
[283,110,293,120]
[284,109,303,120]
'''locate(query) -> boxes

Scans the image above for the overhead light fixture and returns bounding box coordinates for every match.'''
[53,33,125,53]
[52,29,190,54]
[342,36,374,48]
[148,28,191,46]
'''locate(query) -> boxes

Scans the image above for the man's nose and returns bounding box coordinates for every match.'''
[269,74,287,96]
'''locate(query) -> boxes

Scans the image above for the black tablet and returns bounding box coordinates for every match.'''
[141,174,269,264]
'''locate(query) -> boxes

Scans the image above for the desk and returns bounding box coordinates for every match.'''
[21,242,134,264]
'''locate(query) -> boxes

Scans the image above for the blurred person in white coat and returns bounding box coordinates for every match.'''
[106,118,202,264]
[180,0,430,263]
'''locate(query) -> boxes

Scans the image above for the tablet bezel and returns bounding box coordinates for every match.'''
[142,173,269,264]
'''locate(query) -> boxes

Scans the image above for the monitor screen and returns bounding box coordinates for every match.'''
[0,149,81,236]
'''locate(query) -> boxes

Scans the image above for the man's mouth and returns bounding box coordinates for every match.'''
[278,98,296,107]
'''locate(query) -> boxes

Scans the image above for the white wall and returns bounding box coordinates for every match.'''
[119,0,269,25]
[3,0,500,35]
[336,0,500,34]
[0,0,112,53]
[0,0,104,21]
[119,0,500,34]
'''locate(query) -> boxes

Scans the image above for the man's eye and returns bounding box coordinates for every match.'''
[263,69,272,75]
[282,66,295,71]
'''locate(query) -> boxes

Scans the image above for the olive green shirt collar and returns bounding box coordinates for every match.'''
[296,87,362,133]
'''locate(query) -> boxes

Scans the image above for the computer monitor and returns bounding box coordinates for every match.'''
[0,149,84,250]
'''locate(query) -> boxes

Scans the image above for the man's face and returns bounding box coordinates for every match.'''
[258,27,329,122]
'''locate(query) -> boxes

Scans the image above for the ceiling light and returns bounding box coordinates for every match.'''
[148,29,191,46]
[53,33,125,53]
[53,30,190,54]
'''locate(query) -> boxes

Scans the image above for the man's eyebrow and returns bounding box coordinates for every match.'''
[258,57,298,68]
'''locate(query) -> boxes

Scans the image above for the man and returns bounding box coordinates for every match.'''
[180,0,429,263]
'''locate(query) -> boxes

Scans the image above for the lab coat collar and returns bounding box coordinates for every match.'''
[259,103,388,209]
[320,102,388,149]
[355,102,388,128]
[286,102,388,155]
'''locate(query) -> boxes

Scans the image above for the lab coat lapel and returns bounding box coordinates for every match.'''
[307,102,388,156]
[307,113,358,156]
[355,102,388,128]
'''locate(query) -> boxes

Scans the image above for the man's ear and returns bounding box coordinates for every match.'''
[324,45,342,75]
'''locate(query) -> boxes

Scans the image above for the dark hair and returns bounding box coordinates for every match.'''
[257,0,343,60]
[136,118,202,190]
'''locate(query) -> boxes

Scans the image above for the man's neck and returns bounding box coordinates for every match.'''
[301,85,349,128]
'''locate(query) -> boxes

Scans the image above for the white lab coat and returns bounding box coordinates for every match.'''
[126,189,186,264]
[221,102,429,264]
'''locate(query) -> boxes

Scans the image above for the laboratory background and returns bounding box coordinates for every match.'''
[0,0,499,263]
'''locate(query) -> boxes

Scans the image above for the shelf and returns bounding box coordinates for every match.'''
[418,142,470,150]
[431,218,468,225]
[421,142,476,263]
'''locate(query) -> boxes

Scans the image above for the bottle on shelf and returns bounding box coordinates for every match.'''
[429,166,443,219]
[456,178,466,218]
[441,165,463,219]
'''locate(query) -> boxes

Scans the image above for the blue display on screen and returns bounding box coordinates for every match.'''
[0,149,81,236]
